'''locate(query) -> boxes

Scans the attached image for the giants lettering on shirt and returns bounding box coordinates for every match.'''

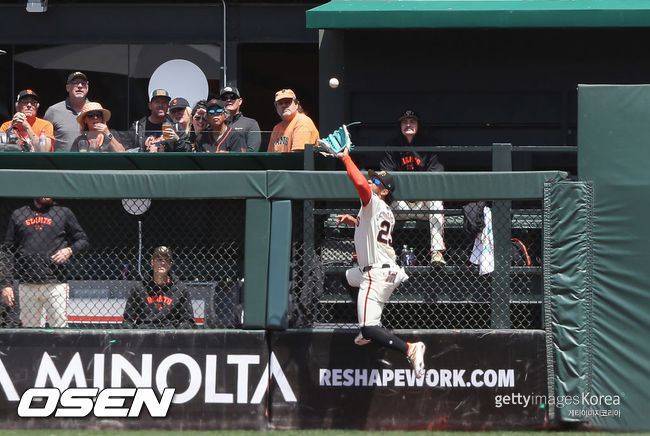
[24,215,53,231]
[401,154,421,171]
[147,295,173,310]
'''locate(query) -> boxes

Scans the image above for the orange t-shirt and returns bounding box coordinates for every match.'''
[268,112,319,152]
[0,117,55,151]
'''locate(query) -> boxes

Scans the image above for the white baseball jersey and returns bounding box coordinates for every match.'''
[354,193,397,267]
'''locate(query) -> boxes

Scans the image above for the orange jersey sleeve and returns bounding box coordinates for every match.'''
[342,154,371,206]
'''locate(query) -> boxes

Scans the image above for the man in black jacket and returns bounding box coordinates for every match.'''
[122,246,196,329]
[219,86,262,152]
[126,89,176,152]
[380,110,446,265]
[1,197,89,327]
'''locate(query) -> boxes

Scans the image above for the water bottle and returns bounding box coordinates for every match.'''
[408,247,418,266]
[401,245,411,266]
[38,129,47,150]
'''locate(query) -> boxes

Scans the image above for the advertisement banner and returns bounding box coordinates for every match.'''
[269,330,547,430]
[0,330,271,430]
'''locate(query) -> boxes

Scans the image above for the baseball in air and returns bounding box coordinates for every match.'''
[329,77,340,88]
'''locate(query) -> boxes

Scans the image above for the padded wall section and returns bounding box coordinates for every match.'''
[577,84,650,431]
[544,181,593,423]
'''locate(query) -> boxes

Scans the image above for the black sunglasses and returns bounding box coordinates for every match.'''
[86,112,103,119]
[221,94,238,101]
[207,108,225,115]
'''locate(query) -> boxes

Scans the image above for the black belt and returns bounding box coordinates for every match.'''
[362,264,391,272]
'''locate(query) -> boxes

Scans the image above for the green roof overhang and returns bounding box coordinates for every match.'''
[306,0,650,29]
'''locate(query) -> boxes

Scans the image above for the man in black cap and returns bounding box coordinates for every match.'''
[219,86,261,152]
[380,109,446,265]
[1,89,54,152]
[122,246,196,329]
[126,89,176,152]
[44,72,90,152]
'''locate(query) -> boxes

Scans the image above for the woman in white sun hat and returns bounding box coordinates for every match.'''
[70,102,125,152]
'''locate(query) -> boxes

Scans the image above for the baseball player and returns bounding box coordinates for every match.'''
[1,197,89,327]
[335,147,426,378]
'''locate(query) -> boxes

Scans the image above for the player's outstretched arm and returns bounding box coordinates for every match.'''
[335,214,358,226]
[338,149,371,205]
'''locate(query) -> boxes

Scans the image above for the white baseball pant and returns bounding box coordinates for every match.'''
[346,264,408,327]
[392,200,445,251]
[19,283,69,328]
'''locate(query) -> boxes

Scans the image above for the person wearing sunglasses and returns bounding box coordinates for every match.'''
[0,89,54,152]
[334,146,426,379]
[193,99,246,153]
[70,102,125,152]
[218,86,261,152]
[380,109,446,266]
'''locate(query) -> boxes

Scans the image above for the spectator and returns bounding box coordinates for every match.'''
[70,102,125,152]
[219,86,261,152]
[188,100,208,148]
[0,89,54,152]
[268,89,319,152]
[1,198,89,327]
[380,110,446,265]
[148,97,192,152]
[194,99,246,153]
[127,89,175,152]
[122,246,196,329]
[44,71,90,152]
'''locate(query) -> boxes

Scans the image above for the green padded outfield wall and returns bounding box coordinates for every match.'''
[576,85,650,431]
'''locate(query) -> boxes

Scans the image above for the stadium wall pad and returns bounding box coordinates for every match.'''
[0,329,547,431]
[0,168,562,429]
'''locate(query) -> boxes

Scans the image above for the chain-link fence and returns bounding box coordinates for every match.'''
[0,198,245,329]
[290,198,543,330]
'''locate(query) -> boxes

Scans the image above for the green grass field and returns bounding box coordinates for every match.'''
[0,431,648,436]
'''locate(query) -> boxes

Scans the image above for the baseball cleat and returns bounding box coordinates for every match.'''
[354,332,371,346]
[407,342,426,378]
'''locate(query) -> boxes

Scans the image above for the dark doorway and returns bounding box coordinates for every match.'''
[238,43,318,151]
